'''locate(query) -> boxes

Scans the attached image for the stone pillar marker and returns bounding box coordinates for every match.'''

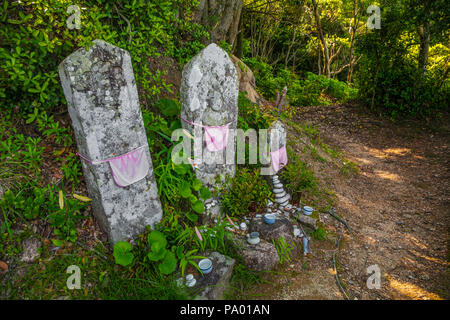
[58,39,163,245]
[180,43,239,220]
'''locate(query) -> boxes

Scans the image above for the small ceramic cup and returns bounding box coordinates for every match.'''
[198,258,213,274]
[303,206,314,216]
[264,213,276,224]
[247,232,260,245]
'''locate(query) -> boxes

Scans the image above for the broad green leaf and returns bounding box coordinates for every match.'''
[189,194,197,203]
[147,242,167,261]
[186,212,198,222]
[173,164,188,175]
[176,246,185,259]
[51,239,63,246]
[158,251,177,275]
[147,230,167,248]
[199,186,211,200]
[192,178,202,191]
[179,181,191,198]
[192,200,205,214]
[113,241,134,267]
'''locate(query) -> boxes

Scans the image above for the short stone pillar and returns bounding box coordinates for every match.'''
[58,40,163,245]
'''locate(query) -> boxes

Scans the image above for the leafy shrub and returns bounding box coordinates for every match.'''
[354,1,449,118]
[280,146,318,194]
[243,58,357,106]
[0,184,88,241]
[218,168,272,217]
[0,0,206,115]
[237,92,274,130]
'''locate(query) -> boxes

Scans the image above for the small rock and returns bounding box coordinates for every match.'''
[295,214,318,230]
[21,238,41,263]
[232,236,280,271]
[195,251,235,300]
[274,191,287,199]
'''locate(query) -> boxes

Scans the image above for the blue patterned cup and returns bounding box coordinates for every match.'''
[199,258,212,274]
[303,206,314,216]
[264,213,276,224]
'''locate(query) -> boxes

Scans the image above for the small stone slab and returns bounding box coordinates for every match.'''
[249,216,299,255]
[295,214,318,231]
[194,251,235,300]
[232,236,279,271]
[20,238,41,263]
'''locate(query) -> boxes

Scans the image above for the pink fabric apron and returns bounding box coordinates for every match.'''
[77,145,149,187]
[180,116,231,152]
[271,146,288,173]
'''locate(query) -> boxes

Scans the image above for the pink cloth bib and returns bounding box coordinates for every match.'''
[180,116,231,152]
[77,146,149,187]
[203,123,230,152]
[271,146,288,173]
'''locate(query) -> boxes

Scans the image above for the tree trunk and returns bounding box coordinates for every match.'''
[194,0,243,47]
[311,0,330,78]
[234,12,243,58]
[347,0,358,83]
[417,21,430,73]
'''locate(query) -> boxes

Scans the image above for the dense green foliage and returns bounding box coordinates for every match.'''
[0,0,207,114]
[245,57,358,105]
[355,0,449,117]
[240,0,448,117]
[219,167,272,218]
[1,0,448,300]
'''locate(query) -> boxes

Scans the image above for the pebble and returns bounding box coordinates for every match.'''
[274,191,287,198]
[273,188,284,194]
[186,274,196,287]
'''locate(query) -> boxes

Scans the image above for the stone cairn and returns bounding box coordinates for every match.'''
[59,40,163,245]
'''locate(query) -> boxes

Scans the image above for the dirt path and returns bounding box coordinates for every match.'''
[250,103,449,300]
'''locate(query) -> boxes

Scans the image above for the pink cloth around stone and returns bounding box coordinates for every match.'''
[180,116,231,152]
[76,145,149,187]
[271,146,288,173]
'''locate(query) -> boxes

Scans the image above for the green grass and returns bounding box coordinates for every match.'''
[224,264,269,299]
[1,230,189,300]
[340,160,359,176]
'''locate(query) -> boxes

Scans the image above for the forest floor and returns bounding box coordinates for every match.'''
[245,103,449,300]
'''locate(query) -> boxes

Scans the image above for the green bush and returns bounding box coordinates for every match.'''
[243,57,357,106]
[354,1,449,118]
[218,167,272,217]
[280,146,318,194]
[0,0,206,114]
